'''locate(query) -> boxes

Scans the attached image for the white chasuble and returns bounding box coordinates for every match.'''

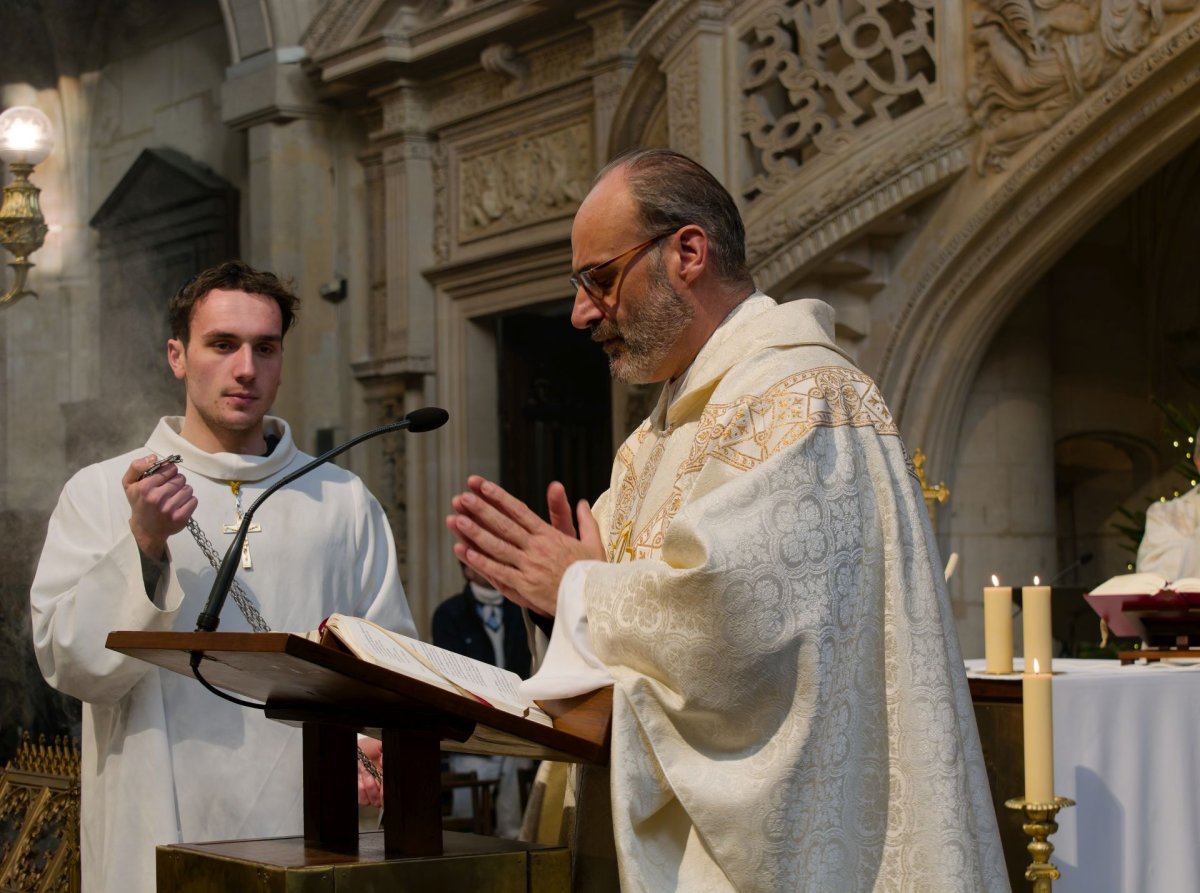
[545,296,1007,892]
[31,416,415,893]
[1136,486,1200,580]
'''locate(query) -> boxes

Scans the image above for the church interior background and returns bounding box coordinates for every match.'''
[2,0,1199,780]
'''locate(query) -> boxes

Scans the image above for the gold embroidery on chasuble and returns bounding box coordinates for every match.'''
[606,367,898,561]
[608,426,668,562]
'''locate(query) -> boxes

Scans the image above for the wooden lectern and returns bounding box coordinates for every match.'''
[107,630,612,892]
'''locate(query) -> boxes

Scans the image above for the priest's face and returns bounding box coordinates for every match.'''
[570,170,695,384]
[166,289,284,454]
[592,251,694,383]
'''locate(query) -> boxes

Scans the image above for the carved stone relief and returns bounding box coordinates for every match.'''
[747,101,971,272]
[379,84,430,137]
[969,0,1199,173]
[382,396,408,578]
[883,15,1200,419]
[432,141,450,263]
[455,121,592,242]
[480,42,530,91]
[630,0,733,62]
[426,32,592,128]
[667,46,702,158]
[739,0,940,202]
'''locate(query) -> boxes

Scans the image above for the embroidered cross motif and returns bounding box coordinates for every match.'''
[611,520,635,563]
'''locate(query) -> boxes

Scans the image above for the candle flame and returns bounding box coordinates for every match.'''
[1033,575,1040,585]
[991,574,999,586]
[1032,658,1041,673]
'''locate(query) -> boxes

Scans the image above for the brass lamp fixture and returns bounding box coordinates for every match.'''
[0,105,54,306]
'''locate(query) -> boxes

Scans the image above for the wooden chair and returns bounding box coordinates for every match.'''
[440,770,498,835]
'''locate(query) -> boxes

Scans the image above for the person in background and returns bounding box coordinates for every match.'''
[1137,423,1200,579]
[432,563,534,837]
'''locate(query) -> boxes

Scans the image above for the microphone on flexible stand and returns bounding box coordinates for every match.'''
[192,406,449,641]
[1046,552,1094,587]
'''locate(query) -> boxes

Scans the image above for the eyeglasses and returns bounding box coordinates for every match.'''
[568,229,677,307]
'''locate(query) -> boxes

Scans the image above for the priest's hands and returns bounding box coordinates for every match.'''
[446,476,604,617]
[123,455,197,561]
[357,737,384,808]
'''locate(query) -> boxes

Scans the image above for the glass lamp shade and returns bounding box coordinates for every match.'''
[0,106,54,165]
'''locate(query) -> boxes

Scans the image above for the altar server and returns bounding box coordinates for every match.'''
[31,262,415,893]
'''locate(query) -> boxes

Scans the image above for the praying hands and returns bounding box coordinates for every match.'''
[446,476,604,617]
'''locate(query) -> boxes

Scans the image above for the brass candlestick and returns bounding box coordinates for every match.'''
[1004,796,1075,891]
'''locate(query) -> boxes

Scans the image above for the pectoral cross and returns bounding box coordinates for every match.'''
[222,513,262,569]
[223,481,261,569]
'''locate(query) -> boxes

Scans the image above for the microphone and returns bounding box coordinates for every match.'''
[193,407,449,635]
[1046,552,1094,586]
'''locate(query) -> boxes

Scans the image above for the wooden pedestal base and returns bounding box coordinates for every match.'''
[156,830,570,892]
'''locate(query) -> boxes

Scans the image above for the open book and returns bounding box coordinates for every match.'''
[318,614,552,727]
[1088,573,1200,596]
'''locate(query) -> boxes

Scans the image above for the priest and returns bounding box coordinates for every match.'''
[30,261,415,893]
[1136,425,1200,579]
[448,149,1007,891]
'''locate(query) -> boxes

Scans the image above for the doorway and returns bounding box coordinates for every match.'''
[495,301,612,515]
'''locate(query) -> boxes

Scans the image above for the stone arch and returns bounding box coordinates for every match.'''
[880,17,1200,482]
[606,56,668,157]
[218,0,320,64]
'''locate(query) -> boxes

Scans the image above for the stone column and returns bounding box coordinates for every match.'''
[352,82,439,632]
[578,2,645,161]
[221,49,347,446]
[658,2,731,176]
[948,291,1058,659]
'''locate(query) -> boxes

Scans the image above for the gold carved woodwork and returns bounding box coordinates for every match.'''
[969,0,1200,173]
[0,734,81,893]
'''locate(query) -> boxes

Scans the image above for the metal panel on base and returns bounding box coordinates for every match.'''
[156,830,570,892]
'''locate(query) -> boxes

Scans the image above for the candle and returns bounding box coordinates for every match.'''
[1023,576,1053,674]
[984,575,1013,674]
[1022,657,1054,802]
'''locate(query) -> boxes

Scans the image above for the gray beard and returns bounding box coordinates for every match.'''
[594,255,694,385]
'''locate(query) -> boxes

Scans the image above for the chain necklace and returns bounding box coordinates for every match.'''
[185,516,270,633]
[184,488,383,785]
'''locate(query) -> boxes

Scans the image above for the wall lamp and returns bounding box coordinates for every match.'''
[0,106,54,306]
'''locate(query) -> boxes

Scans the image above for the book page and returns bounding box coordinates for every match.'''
[403,639,524,704]
[333,620,448,690]
[1169,577,1200,593]
[324,614,551,726]
[395,640,551,725]
[1089,572,1167,596]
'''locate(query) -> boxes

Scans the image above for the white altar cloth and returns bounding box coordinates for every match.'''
[966,657,1200,892]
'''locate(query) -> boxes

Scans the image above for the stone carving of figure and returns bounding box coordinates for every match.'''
[969,0,1198,171]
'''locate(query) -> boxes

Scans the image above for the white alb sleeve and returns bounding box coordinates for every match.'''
[518,561,614,700]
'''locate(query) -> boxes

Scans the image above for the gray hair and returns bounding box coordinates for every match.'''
[596,148,752,287]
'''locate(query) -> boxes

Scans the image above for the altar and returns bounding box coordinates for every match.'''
[967,658,1200,892]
